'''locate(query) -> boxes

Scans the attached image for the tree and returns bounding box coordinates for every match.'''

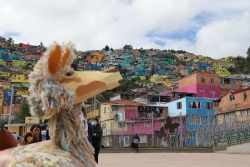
[40,42,43,46]
[71,60,79,71]
[14,100,31,123]
[234,56,248,74]
[7,37,14,47]
[123,44,133,51]
[104,45,109,51]
[0,120,8,127]
[247,46,250,56]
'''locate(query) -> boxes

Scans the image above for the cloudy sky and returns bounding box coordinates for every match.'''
[0,0,250,58]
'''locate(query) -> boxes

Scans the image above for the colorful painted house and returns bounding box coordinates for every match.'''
[161,97,214,146]
[11,74,29,83]
[12,60,27,68]
[213,87,250,124]
[162,72,220,99]
[3,89,13,106]
[0,66,11,78]
[100,97,177,147]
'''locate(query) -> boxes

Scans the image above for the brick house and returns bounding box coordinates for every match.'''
[213,87,250,123]
[162,72,220,99]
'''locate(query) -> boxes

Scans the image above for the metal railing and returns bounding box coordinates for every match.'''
[101,112,250,148]
[212,129,250,146]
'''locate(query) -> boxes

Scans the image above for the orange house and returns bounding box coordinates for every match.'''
[214,88,250,123]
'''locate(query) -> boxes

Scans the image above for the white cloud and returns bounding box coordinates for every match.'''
[0,0,250,58]
[195,12,250,58]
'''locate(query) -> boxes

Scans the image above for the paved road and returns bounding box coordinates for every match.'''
[99,153,250,167]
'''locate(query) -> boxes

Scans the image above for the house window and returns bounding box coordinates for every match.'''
[229,95,235,101]
[211,78,214,84]
[118,122,125,128]
[189,101,201,109]
[213,102,219,107]
[143,122,150,128]
[206,116,213,125]
[201,77,205,83]
[101,123,106,129]
[206,102,213,109]
[240,110,248,116]
[224,112,236,122]
[104,107,106,113]
[112,105,119,111]
[244,92,247,101]
[127,123,134,128]
[186,131,193,138]
[177,102,182,109]
[189,116,201,124]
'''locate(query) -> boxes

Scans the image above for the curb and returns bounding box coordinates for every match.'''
[100,148,213,153]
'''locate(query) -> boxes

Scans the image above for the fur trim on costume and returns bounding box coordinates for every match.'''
[5,41,122,167]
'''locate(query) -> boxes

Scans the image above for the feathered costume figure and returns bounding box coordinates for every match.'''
[0,42,123,167]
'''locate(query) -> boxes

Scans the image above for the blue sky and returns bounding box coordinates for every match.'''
[0,0,250,59]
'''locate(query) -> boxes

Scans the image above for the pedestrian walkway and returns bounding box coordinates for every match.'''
[99,153,250,167]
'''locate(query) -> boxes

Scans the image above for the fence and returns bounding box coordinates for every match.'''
[101,112,250,148]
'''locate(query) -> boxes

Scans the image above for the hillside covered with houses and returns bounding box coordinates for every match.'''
[0,36,249,119]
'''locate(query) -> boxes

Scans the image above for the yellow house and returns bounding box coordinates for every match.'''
[85,104,100,119]
[11,74,29,83]
[0,66,11,78]
[4,117,41,137]
[150,75,171,86]
[100,100,144,147]
[214,66,231,77]
[0,82,11,90]
[91,51,104,63]
[13,51,23,55]
[12,60,27,68]
[16,90,30,96]
[100,103,127,137]
[164,80,172,87]
[0,60,4,65]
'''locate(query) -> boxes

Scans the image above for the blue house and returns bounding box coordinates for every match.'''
[163,97,214,146]
[4,89,14,106]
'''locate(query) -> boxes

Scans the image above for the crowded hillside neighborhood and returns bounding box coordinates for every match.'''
[1,36,250,147]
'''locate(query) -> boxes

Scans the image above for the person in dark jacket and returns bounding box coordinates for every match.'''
[91,117,103,164]
[88,121,93,144]
[132,133,140,152]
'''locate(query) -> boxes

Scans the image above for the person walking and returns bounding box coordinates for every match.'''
[132,133,140,152]
[91,117,103,164]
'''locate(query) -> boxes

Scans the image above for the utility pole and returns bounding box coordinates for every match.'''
[7,86,14,130]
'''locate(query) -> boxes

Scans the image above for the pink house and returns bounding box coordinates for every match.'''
[21,44,30,51]
[162,72,220,98]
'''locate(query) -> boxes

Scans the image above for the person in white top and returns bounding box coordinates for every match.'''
[79,109,88,137]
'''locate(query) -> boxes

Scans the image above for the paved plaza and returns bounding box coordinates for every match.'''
[99,153,250,167]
